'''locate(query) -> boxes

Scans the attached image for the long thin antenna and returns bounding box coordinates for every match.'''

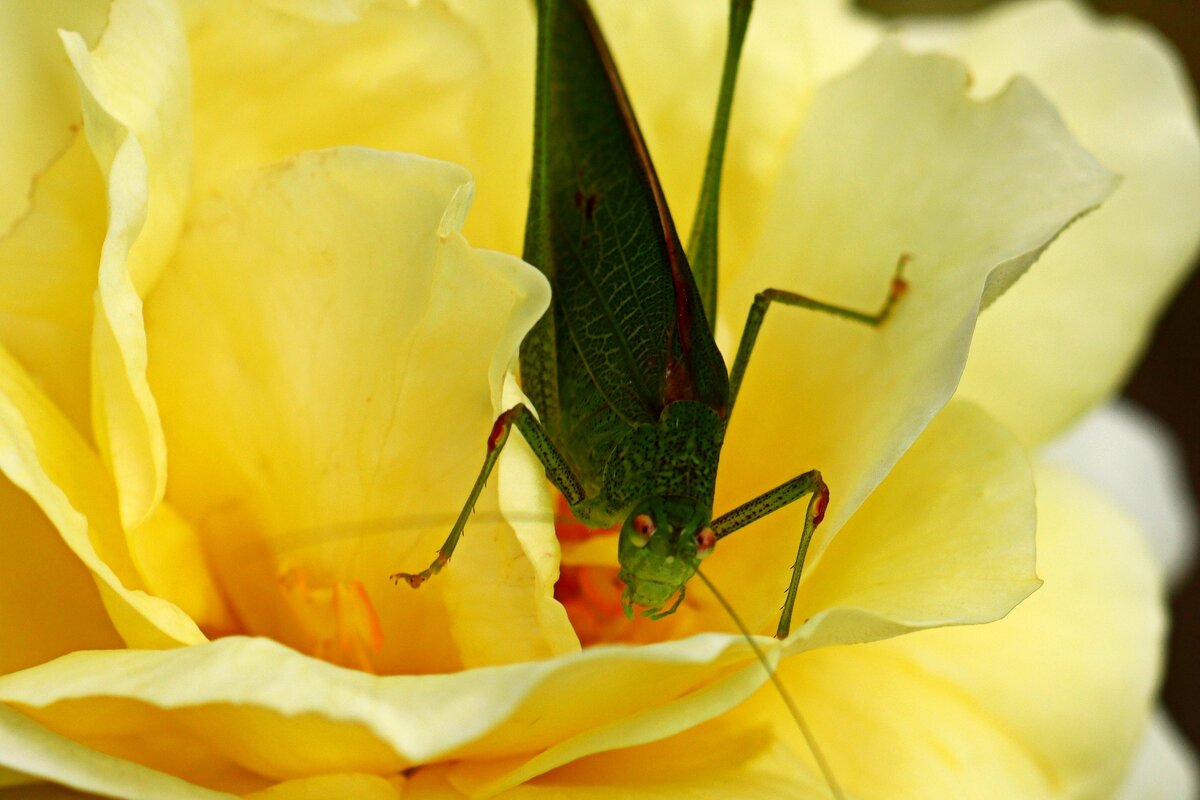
[695,567,846,800]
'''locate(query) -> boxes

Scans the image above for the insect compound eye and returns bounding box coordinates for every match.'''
[695,526,716,557]
[629,513,656,547]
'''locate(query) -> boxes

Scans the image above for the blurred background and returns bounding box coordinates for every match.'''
[860,0,1200,760]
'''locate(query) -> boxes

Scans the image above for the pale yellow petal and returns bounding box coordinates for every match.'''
[663,475,1159,798]
[0,1,107,231]
[594,0,880,284]
[0,343,204,648]
[870,463,1164,797]
[617,401,1037,650]
[62,0,191,294]
[59,0,192,532]
[0,634,776,793]
[0,704,229,800]
[716,41,1115,566]
[1042,400,1196,588]
[899,0,1200,443]
[0,475,120,675]
[450,714,832,800]
[727,645,1055,798]
[245,774,400,800]
[184,0,531,254]
[1115,710,1198,800]
[145,148,572,672]
[0,786,105,800]
[0,28,107,433]
[127,501,237,634]
[788,401,1038,643]
[246,0,371,24]
[0,765,33,790]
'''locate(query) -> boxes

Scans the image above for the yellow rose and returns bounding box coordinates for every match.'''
[0,1,1195,798]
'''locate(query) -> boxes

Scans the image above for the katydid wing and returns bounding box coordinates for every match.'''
[392,0,905,639]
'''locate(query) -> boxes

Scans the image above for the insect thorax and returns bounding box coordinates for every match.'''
[570,400,725,527]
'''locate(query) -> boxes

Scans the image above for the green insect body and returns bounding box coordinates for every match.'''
[393,0,904,638]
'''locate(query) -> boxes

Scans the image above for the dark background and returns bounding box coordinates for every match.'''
[859,0,1200,756]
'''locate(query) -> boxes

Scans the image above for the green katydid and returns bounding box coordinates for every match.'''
[392,0,905,640]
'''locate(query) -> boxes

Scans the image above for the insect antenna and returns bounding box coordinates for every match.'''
[694,567,846,800]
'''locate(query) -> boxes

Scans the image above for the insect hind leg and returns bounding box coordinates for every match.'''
[727,255,909,413]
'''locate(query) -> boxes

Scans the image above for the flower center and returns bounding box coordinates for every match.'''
[277,567,384,673]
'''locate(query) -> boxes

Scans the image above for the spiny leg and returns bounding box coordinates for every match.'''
[728,254,909,412]
[711,469,828,639]
[391,404,584,588]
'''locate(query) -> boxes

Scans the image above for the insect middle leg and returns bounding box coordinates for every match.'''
[727,254,909,412]
[391,404,584,588]
[711,470,828,639]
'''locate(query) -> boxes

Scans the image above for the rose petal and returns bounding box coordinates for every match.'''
[868,463,1165,797]
[899,0,1200,444]
[244,773,400,800]
[0,704,227,800]
[0,475,119,675]
[249,0,371,24]
[672,459,1164,798]
[0,633,779,794]
[782,401,1038,648]
[594,0,880,285]
[733,645,1055,798]
[126,501,237,634]
[0,10,107,432]
[184,0,531,254]
[60,0,193,530]
[1041,399,1197,589]
[1114,710,1199,800]
[145,147,573,672]
[446,710,834,799]
[0,764,34,791]
[715,40,1115,563]
[0,787,107,800]
[0,343,204,647]
[638,401,1037,649]
[0,2,106,231]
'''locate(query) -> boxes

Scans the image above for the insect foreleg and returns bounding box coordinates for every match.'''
[391,404,584,588]
[727,255,909,413]
[711,470,828,639]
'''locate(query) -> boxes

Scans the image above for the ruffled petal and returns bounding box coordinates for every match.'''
[715,40,1114,566]
[594,0,881,285]
[0,1,106,229]
[245,774,400,800]
[0,634,778,795]
[0,704,227,799]
[0,8,108,432]
[603,401,1038,649]
[1114,710,1198,800]
[61,0,193,530]
[145,147,572,672]
[184,0,532,254]
[0,343,204,647]
[0,475,119,675]
[440,711,834,799]
[652,458,1164,798]
[865,464,1165,797]
[783,401,1038,649]
[899,0,1200,443]
[1042,400,1196,588]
